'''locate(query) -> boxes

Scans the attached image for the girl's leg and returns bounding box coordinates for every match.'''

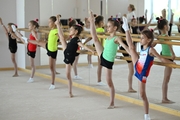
[122,17,139,65]
[139,81,149,114]
[49,57,56,89]
[97,57,103,83]
[55,56,60,74]
[87,51,93,68]
[139,81,151,120]
[30,57,35,78]
[11,53,18,77]
[162,66,173,103]
[73,56,79,76]
[105,68,115,109]
[89,11,103,56]
[27,57,35,83]
[127,62,136,92]
[87,55,92,64]
[124,31,139,65]
[73,55,82,79]
[66,64,73,97]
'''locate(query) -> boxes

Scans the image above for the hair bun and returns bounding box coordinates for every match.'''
[94,14,97,17]
[35,18,39,22]
[156,17,160,20]
[69,17,73,22]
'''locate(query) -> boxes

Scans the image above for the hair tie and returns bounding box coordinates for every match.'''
[116,14,118,18]
[34,18,39,22]
[158,16,163,23]
[116,18,119,23]
[131,15,135,20]
[69,17,73,22]
[149,28,154,32]
[112,18,119,23]
[14,24,18,27]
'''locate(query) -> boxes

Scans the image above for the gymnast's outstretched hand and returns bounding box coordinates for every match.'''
[55,14,61,25]
[88,10,94,23]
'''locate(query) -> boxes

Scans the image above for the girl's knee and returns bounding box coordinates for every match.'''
[107,80,113,87]
[140,92,147,100]
[66,72,71,79]
[49,65,54,71]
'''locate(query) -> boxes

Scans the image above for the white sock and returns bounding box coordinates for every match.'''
[122,16,129,32]
[144,114,150,119]
[11,25,17,32]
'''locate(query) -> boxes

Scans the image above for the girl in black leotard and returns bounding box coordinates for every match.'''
[55,15,94,97]
[0,18,21,77]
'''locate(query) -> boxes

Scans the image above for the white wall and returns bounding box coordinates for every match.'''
[0,0,17,68]
[24,0,41,67]
[108,0,129,18]
[16,0,41,68]
[39,0,52,26]
[39,0,78,26]
[39,0,131,25]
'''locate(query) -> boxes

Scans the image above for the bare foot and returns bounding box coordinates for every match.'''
[107,105,115,109]
[162,99,175,104]
[56,71,60,74]
[128,89,137,93]
[69,93,74,98]
[12,74,19,77]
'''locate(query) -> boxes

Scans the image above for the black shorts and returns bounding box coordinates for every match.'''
[75,52,80,56]
[27,50,36,58]
[160,52,173,62]
[46,44,57,59]
[119,46,132,63]
[100,53,114,69]
[63,50,75,65]
[9,46,17,54]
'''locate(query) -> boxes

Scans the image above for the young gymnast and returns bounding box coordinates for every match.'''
[89,11,127,109]
[21,16,60,90]
[0,18,20,77]
[119,21,136,92]
[55,15,94,97]
[68,18,83,80]
[84,15,106,85]
[83,17,94,68]
[126,4,136,23]
[121,16,175,120]
[95,15,106,85]
[156,16,175,103]
[131,13,153,34]
[17,19,39,83]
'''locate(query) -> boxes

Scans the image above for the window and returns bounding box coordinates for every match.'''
[145,0,180,22]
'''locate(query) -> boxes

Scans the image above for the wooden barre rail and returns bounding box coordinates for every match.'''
[16,39,180,68]
[17,28,180,41]
[118,50,180,61]
[69,49,180,68]
[118,56,180,68]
